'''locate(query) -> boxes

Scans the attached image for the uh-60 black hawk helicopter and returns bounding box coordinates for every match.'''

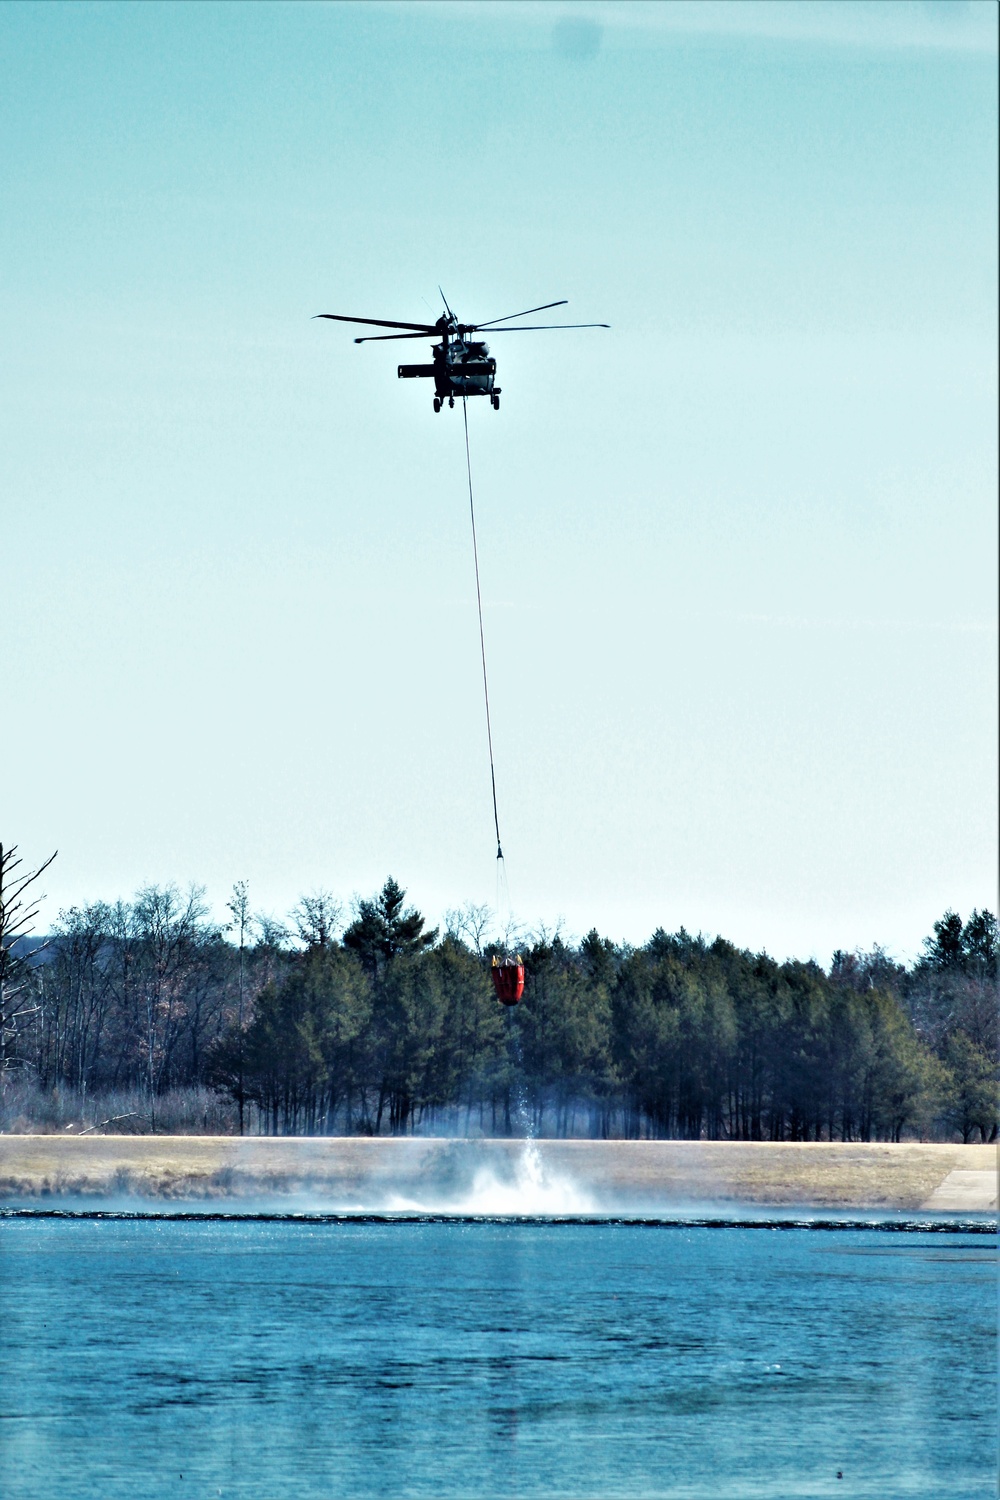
[315,294,608,411]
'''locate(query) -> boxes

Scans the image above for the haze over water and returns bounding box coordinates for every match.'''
[3,1213,994,1499]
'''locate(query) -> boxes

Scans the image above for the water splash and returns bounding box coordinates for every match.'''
[385,1021,598,1214]
[383,1140,596,1216]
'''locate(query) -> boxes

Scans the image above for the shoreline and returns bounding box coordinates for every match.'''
[1,1136,995,1212]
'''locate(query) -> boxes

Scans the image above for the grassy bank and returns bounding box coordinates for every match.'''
[0,1137,994,1211]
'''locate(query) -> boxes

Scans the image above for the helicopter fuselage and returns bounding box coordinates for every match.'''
[398,335,500,411]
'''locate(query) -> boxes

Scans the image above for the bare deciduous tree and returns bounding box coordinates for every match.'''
[0,841,57,1072]
[226,880,250,1134]
[291,890,342,950]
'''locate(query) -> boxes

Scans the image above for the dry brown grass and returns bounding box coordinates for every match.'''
[1,1136,994,1209]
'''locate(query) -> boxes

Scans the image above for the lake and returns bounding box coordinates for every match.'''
[1,1213,994,1498]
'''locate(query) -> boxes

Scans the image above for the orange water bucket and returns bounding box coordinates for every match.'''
[491,955,525,1006]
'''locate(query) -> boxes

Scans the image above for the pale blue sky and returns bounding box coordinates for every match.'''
[3,0,997,960]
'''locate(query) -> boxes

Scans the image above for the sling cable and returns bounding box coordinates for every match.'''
[461,397,524,1006]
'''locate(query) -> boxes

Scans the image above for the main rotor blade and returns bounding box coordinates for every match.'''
[438,285,454,319]
[473,300,568,329]
[354,330,435,343]
[314,314,438,333]
[483,322,610,332]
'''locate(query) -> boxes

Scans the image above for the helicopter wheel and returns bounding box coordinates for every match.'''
[491,394,500,410]
[448,396,455,408]
[433,397,441,413]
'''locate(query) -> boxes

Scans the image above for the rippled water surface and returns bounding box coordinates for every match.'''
[2,1216,994,1498]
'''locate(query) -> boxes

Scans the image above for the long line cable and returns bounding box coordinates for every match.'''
[462,396,504,864]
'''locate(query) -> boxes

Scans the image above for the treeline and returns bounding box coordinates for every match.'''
[3,870,997,1142]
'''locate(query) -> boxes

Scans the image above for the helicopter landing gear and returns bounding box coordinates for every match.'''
[433,397,441,413]
[491,393,500,411]
[448,396,455,408]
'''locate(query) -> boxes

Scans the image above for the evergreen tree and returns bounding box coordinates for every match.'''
[343,878,438,980]
[941,1031,997,1143]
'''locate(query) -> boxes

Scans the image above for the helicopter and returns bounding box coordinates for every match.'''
[315,294,608,411]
